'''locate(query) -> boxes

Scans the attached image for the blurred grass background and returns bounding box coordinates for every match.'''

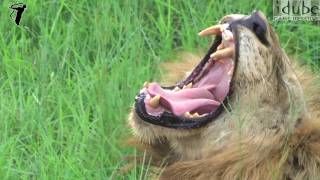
[0,0,319,179]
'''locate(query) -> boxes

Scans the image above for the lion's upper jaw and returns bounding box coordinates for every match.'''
[233,26,273,85]
[230,25,307,133]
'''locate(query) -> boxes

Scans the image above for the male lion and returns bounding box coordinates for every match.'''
[128,11,320,179]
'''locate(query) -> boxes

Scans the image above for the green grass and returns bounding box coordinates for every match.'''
[0,0,319,179]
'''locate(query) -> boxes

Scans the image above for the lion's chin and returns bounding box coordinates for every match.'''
[129,110,203,144]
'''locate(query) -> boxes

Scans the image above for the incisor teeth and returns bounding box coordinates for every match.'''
[143,81,149,88]
[184,112,202,118]
[149,95,160,108]
[193,112,200,118]
[183,82,192,89]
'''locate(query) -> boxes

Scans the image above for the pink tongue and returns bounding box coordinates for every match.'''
[145,58,234,116]
[147,83,220,116]
[194,59,233,101]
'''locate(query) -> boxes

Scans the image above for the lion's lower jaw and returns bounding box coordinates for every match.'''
[168,117,235,160]
[129,108,233,161]
[128,110,201,145]
[129,86,305,162]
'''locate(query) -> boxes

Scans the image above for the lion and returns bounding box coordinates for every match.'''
[127,11,320,180]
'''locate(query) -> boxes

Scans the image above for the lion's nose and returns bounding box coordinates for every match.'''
[243,10,269,45]
[251,10,268,22]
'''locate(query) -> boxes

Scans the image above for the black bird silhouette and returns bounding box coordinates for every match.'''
[9,3,27,25]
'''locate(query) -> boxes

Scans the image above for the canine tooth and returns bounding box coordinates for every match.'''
[210,47,234,60]
[143,81,149,88]
[173,86,181,92]
[198,25,222,37]
[149,95,160,108]
[183,82,192,89]
[184,112,192,118]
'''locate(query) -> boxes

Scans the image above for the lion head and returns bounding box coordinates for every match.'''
[128,11,308,161]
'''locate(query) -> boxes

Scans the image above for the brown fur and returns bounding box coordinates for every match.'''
[158,57,320,180]
[127,12,320,179]
[128,53,320,180]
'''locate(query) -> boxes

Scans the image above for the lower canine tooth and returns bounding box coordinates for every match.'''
[184,112,192,118]
[173,87,181,92]
[143,81,149,88]
[183,82,192,89]
[149,95,160,108]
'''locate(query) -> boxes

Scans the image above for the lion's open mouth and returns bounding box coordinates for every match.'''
[145,52,233,116]
[145,28,235,118]
[134,22,238,128]
[133,10,274,128]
